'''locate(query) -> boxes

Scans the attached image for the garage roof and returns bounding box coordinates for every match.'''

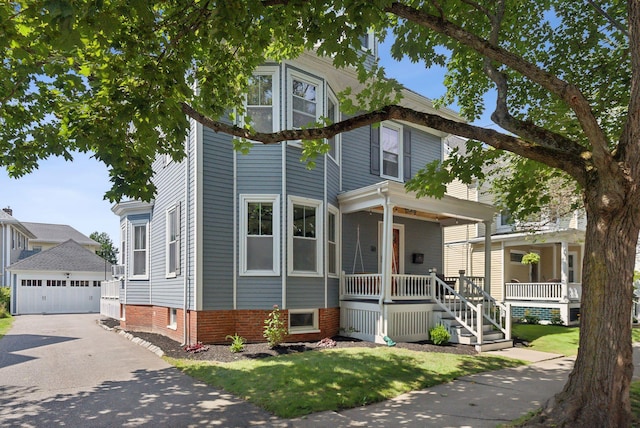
[8,240,111,273]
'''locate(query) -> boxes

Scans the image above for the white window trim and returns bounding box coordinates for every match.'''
[239,194,281,276]
[286,70,324,147]
[379,121,404,182]
[288,308,320,334]
[129,219,149,280]
[165,204,180,278]
[326,89,340,165]
[327,204,340,278]
[288,195,323,277]
[243,66,280,137]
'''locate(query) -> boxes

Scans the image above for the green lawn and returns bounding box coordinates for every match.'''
[508,323,640,425]
[0,316,13,339]
[169,347,523,418]
[512,324,640,356]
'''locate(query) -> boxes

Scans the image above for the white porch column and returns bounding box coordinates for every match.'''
[382,200,396,303]
[483,220,492,294]
[560,240,569,302]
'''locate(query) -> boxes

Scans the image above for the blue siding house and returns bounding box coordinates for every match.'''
[110,43,511,349]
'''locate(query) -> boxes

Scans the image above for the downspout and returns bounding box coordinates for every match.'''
[183,130,191,346]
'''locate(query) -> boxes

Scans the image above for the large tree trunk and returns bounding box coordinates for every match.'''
[530,190,639,426]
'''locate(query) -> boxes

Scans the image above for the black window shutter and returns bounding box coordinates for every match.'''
[370,125,380,175]
[403,128,412,181]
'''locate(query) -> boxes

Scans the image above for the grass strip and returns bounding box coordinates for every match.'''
[512,324,640,356]
[0,316,13,339]
[170,347,523,418]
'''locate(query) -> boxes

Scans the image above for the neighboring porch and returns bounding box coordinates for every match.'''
[338,181,512,351]
[499,233,584,326]
[505,281,582,325]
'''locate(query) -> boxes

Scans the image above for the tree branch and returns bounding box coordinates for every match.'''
[479,1,585,157]
[587,0,629,37]
[182,101,589,187]
[385,1,612,170]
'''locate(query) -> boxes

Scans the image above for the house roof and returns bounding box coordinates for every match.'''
[0,211,37,238]
[21,222,98,247]
[8,239,111,272]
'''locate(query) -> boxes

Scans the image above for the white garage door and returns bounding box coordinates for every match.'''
[16,280,101,314]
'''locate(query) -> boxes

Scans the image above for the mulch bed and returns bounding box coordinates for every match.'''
[100,317,479,363]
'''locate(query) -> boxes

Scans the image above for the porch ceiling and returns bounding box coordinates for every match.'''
[338,181,495,224]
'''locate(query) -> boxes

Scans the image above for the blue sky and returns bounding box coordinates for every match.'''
[0,39,489,245]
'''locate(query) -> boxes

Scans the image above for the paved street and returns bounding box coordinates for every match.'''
[0,314,279,427]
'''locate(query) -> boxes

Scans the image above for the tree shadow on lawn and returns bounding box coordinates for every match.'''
[177,347,524,418]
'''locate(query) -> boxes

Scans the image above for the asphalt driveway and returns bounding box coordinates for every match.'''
[0,314,280,427]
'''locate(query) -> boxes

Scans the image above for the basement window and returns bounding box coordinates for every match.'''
[288,309,319,334]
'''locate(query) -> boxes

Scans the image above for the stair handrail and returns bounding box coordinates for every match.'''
[432,273,482,340]
[463,276,511,340]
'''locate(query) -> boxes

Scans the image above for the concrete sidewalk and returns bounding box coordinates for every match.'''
[286,347,627,427]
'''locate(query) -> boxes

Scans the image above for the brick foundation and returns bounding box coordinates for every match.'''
[121,305,340,345]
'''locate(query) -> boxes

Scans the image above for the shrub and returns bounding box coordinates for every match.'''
[429,324,451,345]
[0,287,10,314]
[549,309,564,326]
[226,333,246,353]
[264,305,288,348]
[0,302,8,319]
[522,310,540,325]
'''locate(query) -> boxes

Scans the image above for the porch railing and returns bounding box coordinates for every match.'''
[391,274,432,299]
[433,276,483,342]
[464,277,511,339]
[341,272,433,300]
[505,282,582,302]
[342,273,382,299]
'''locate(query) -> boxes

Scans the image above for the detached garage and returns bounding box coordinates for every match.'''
[9,240,112,315]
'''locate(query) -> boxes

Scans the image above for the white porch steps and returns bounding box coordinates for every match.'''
[438,311,514,352]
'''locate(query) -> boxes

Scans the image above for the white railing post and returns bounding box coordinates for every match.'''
[340,271,345,299]
[430,269,438,300]
[476,303,484,344]
[458,269,466,297]
[505,302,512,340]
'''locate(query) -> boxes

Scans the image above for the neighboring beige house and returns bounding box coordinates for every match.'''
[1,207,36,287]
[443,137,584,325]
[20,222,100,253]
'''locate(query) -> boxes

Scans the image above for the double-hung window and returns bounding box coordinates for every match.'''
[327,205,339,277]
[289,196,323,276]
[246,67,279,134]
[381,122,402,180]
[287,71,323,144]
[240,195,280,276]
[131,221,149,279]
[166,204,180,277]
[327,91,340,164]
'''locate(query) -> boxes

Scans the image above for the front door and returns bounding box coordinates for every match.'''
[378,222,405,274]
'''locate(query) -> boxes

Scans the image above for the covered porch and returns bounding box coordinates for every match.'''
[498,230,584,325]
[337,181,512,350]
